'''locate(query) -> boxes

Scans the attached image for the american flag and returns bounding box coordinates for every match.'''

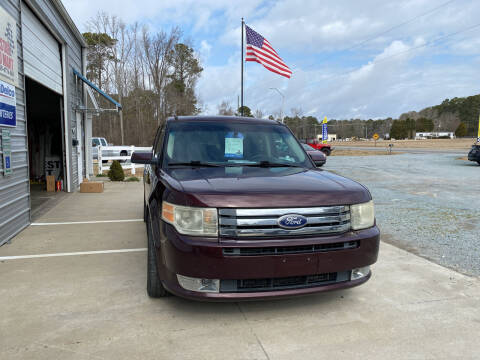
[245,25,292,79]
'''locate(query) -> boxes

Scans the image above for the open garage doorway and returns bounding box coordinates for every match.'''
[26,77,67,219]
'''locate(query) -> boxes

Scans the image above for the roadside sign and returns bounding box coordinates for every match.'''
[322,116,328,124]
[373,133,379,140]
[2,128,12,176]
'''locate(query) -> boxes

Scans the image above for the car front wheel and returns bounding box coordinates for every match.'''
[146,214,170,298]
[321,148,331,156]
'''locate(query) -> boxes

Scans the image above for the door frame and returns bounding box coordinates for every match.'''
[76,112,84,184]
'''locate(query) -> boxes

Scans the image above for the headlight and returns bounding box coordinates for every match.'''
[350,200,375,230]
[161,201,218,236]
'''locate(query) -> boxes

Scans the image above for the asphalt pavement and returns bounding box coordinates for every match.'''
[325,153,480,276]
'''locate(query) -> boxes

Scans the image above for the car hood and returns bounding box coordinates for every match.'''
[163,166,370,208]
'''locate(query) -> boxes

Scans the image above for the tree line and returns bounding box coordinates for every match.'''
[84,12,203,146]
[216,92,479,141]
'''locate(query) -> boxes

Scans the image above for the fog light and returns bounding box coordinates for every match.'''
[177,275,220,293]
[351,266,370,280]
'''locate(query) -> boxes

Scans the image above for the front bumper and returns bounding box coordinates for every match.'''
[157,224,380,300]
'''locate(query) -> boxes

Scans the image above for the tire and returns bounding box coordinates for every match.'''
[477,161,480,165]
[143,201,147,223]
[321,148,331,156]
[146,214,169,298]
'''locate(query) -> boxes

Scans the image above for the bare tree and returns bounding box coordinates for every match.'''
[291,107,306,139]
[254,109,264,119]
[217,100,234,116]
[106,16,133,144]
[142,27,180,126]
[85,12,203,146]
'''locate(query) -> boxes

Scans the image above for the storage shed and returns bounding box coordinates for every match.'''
[0,0,93,244]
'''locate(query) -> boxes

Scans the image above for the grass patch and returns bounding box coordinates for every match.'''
[125,176,140,182]
[96,173,108,177]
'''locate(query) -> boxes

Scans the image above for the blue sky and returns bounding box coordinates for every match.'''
[63,0,480,120]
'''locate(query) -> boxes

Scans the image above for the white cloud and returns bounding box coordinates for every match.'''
[63,0,480,120]
[198,40,212,62]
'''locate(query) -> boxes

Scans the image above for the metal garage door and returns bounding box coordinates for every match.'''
[21,4,62,94]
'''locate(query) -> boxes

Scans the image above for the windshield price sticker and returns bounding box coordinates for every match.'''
[225,132,244,158]
[225,137,243,158]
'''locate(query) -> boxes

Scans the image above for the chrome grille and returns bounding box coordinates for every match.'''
[219,206,350,237]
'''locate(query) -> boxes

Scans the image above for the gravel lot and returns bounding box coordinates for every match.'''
[325,153,480,276]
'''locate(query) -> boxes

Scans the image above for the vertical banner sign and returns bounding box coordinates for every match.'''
[0,6,17,86]
[2,128,12,176]
[0,79,15,126]
[322,116,328,144]
[477,114,480,143]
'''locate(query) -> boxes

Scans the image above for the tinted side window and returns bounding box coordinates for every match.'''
[92,138,100,146]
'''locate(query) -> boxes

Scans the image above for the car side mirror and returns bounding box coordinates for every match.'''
[131,151,155,164]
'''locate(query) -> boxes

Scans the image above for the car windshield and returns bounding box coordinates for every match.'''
[163,121,312,168]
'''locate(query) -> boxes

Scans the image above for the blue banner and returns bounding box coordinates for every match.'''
[0,101,16,127]
[0,80,16,127]
[322,123,328,142]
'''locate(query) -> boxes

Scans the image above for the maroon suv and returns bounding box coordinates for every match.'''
[132,116,379,301]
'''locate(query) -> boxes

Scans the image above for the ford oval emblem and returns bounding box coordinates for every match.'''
[278,214,308,229]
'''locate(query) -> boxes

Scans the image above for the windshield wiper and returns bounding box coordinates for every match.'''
[168,161,223,168]
[241,161,302,168]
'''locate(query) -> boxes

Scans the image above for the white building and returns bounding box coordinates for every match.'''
[415,132,455,139]
[316,133,337,142]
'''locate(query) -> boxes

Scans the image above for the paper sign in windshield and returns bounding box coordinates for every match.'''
[225,136,243,158]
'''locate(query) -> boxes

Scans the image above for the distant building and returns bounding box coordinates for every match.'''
[415,132,455,139]
[316,133,337,142]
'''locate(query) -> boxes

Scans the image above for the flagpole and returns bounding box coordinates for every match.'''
[241,18,244,116]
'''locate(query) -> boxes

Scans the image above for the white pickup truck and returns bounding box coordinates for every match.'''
[92,137,133,162]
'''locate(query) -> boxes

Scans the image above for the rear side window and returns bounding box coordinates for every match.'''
[100,139,107,146]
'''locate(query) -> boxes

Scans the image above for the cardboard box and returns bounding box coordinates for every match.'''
[46,175,55,192]
[80,181,104,193]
